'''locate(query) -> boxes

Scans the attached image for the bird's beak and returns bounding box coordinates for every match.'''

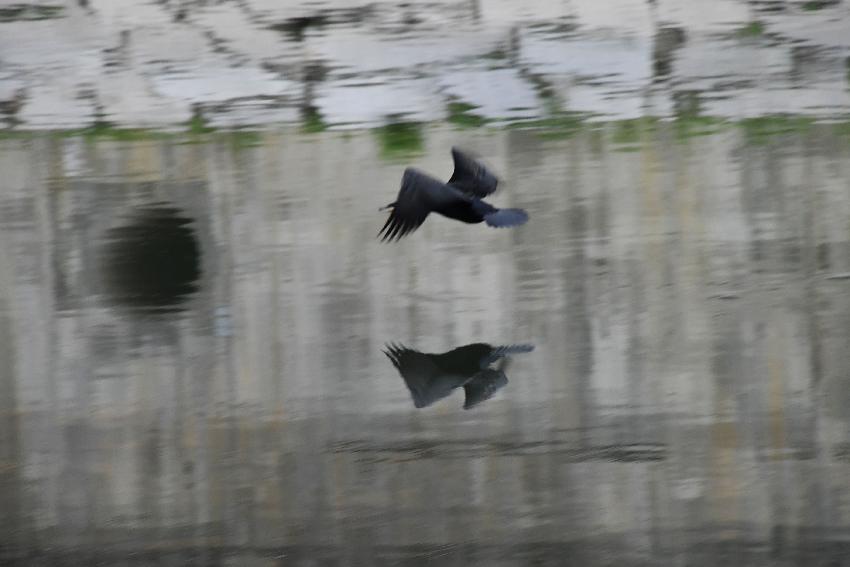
[379,203,394,211]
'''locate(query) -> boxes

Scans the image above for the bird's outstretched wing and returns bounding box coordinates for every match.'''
[484,208,529,228]
[481,343,535,367]
[379,168,440,242]
[384,343,467,408]
[447,147,499,198]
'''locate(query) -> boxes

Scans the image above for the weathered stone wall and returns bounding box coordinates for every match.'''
[0,0,848,129]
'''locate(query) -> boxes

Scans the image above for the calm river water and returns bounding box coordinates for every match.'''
[1,122,849,565]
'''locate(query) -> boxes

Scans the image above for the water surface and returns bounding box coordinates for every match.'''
[1,121,850,564]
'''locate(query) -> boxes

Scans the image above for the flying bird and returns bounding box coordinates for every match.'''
[383,342,534,409]
[378,147,529,242]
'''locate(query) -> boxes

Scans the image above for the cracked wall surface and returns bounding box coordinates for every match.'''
[1,0,849,129]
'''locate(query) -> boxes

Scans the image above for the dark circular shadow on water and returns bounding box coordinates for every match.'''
[100,203,201,314]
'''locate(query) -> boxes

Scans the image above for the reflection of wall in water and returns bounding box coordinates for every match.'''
[47,173,219,402]
[0,140,227,548]
[1,127,850,561]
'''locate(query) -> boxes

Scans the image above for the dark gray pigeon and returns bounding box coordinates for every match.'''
[378,147,528,242]
[383,342,534,409]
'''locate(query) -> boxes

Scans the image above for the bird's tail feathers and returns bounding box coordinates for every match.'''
[484,207,529,228]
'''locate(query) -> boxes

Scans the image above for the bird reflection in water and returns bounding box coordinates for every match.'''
[100,203,201,314]
[383,342,534,409]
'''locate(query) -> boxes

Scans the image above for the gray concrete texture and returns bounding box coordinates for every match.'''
[0,122,850,564]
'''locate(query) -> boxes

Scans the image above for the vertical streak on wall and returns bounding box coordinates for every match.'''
[564,134,592,443]
[802,132,822,390]
[38,137,63,545]
[767,332,786,459]
[207,138,241,550]
[635,119,661,445]
[800,128,832,535]
[0,249,23,559]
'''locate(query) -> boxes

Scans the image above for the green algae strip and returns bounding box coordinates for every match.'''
[802,0,840,11]
[507,112,590,140]
[738,115,817,144]
[0,4,64,22]
[447,102,488,129]
[736,21,765,37]
[374,121,425,161]
[1,115,847,149]
[301,107,328,134]
[62,122,174,142]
